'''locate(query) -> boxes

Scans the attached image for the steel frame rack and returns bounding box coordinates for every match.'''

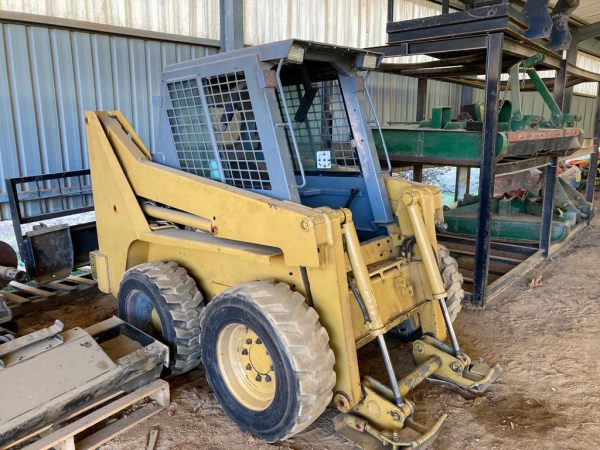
[370,0,600,307]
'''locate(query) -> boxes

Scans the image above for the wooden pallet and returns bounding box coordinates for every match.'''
[1,269,98,318]
[6,379,169,450]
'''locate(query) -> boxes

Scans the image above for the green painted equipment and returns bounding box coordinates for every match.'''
[444,175,591,243]
[373,54,583,166]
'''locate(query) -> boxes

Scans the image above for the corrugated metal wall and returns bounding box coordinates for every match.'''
[0,0,443,47]
[243,0,441,48]
[0,21,217,219]
[0,0,220,40]
[367,72,463,124]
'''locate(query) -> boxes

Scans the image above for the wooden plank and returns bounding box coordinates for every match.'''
[146,429,159,450]
[23,380,169,450]
[66,276,97,286]
[1,291,30,305]
[8,282,54,297]
[46,281,78,291]
[446,247,525,264]
[487,251,543,302]
[77,405,163,449]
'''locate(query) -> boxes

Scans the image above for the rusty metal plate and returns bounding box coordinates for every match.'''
[0,331,116,422]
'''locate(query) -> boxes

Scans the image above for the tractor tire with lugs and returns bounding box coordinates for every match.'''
[200,280,336,442]
[437,244,464,322]
[117,260,204,375]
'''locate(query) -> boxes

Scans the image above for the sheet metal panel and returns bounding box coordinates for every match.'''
[0,0,220,41]
[0,22,216,219]
[367,72,463,125]
[244,0,441,48]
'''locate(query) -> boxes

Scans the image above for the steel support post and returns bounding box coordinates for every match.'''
[455,166,470,201]
[540,158,558,258]
[586,86,600,204]
[553,57,568,109]
[414,77,428,183]
[413,164,423,182]
[442,0,450,14]
[219,0,244,52]
[540,54,569,258]
[387,0,394,23]
[472,33,503,307]
[416,78,428,122]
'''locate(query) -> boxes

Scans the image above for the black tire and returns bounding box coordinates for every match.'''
[118,260,203,375]
[200,280,335,442]
[389,244,464,339]
[437,244,464,322]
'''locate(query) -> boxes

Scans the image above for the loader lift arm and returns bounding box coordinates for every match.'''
[87,111,331,269]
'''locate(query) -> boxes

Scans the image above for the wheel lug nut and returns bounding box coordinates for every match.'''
[246,364,252,370]
[241,349,248,355]
[256,338,262,344]
[255,374,262,382]
[265,374,272,382]
[270,365,274,371]
[245,338,252,344]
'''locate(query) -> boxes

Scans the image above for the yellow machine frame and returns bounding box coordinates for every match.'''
[86,111,499,448]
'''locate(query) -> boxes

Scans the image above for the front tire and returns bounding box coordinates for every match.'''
[200,280,335,442]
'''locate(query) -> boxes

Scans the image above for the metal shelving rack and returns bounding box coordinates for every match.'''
[370,1,600,306]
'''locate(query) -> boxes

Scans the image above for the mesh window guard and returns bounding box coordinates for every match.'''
[277,78,360,172]
[166,79,221,180]
[202,71,271,191]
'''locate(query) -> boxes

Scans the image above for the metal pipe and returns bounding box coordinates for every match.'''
[275,58,307,189]
[0,265,27,285]
[142,203,212,232]
[437,297,461,357]
[526,68,564,126]
[342,221,384,331]
[376,334,403,407]
[405,198,460,356]
[397,356,442,397]
[364,71,392,174]
[405,201,445,299]
[540,159,558,258]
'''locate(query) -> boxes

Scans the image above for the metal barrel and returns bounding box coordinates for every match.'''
[0,265,27,288]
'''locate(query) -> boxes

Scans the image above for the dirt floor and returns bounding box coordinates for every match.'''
[15,213,600,450]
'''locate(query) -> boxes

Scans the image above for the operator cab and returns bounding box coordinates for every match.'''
[157,40,393,240]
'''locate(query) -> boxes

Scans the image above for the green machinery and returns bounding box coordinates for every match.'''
[373,54,584,166]
[444,175,591,243]
[372,53,591,243]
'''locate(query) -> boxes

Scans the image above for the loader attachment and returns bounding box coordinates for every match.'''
[332,180,500,449]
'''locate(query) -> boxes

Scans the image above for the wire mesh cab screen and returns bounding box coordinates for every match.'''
[276,62,360,173]
[166,71,271,191]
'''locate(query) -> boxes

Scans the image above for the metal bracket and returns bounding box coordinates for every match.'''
[413,336,502,396]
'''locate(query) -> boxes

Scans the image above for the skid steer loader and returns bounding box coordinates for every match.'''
[86,40,500,449]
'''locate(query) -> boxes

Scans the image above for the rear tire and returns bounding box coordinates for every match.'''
[200,280,335,442]
[118,260,203,375]
[389,244,464,339]
[437,244,464,322]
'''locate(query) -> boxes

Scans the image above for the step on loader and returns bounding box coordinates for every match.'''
[85,40,500,449]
